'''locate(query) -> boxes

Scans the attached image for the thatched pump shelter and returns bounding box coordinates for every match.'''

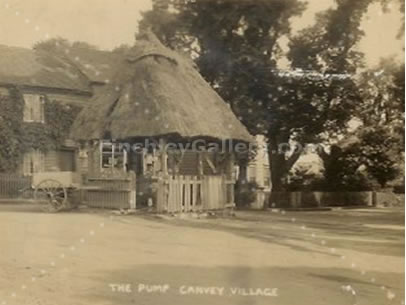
[70,31,253,213]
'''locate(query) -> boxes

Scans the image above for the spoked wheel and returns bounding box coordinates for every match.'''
[34,179,67,213]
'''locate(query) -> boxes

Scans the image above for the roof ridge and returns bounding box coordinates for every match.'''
[0,44,92,92]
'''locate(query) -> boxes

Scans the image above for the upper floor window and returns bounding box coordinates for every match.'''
[23,94,45,123]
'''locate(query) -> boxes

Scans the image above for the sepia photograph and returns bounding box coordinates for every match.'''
[0,0,404,304]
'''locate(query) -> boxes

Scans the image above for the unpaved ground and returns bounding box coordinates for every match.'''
[0,204,404,305]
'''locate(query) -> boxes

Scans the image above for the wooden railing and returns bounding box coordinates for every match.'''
[0,174,32,199]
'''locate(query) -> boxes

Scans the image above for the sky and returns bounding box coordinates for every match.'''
[0,0,404,67]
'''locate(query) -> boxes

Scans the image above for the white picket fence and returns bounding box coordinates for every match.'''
[157,175,235,213]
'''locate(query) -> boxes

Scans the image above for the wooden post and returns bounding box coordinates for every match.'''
[155,139,168,213]
[197,151,204,176]
[88,141,95,176]
[159,139,168,176]
[129,171,136,210]
[156,176,164,213]
[228,153,235,205]
[185,176,191,212]
[192,176,197,210]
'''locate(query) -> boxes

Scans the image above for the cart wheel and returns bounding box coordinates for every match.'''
[34,179,67,213]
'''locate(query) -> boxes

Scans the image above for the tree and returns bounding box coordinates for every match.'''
[33,37,70,52]
[33,37,98,52]
[139,0,361,190]
[139,0,401,193]
[288,0,405,190]
[315,58,404,191]
[112,44,132,55]
[356,127,400,188]
[319,130,398,191]
[354,59,404,188]
[286,165,320,191]
[358,59,404,137]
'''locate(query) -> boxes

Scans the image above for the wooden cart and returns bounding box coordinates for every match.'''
[33,172,81,212]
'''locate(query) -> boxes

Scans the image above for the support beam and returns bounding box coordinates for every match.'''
[159,138,168,176]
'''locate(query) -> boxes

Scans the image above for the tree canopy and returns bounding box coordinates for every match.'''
[139,0,391,190]
[33,37,98,52]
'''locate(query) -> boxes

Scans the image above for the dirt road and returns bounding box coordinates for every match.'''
[0,204,404,305]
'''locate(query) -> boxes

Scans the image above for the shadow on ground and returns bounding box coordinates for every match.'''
[134,209,405,257]
[0,204,404,257]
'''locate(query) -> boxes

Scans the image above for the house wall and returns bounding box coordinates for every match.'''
[17,149,76,176]
[0,85,92,176]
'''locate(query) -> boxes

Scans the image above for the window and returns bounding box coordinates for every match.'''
[23,94,45,123]
[100,141,127,171]
[23,149,45,176]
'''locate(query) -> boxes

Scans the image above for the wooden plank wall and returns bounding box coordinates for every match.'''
[43,150,75,172]
[202,176,235,209]
[82,172,136,209]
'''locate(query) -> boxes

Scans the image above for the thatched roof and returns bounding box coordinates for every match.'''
[70,31,253,143]
[52,46,122,84]
[0,45,91,93]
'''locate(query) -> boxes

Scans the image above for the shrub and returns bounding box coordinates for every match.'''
[235,181,259,208]
[393,184,405,194]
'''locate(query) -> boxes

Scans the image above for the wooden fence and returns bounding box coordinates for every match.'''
[164,175,202,213]
[270,191,392,208]
[0,174,32,199]
[269,191,406,208]
[202,175,235,210]
[157,175,235,213]
[81,172,136,209]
